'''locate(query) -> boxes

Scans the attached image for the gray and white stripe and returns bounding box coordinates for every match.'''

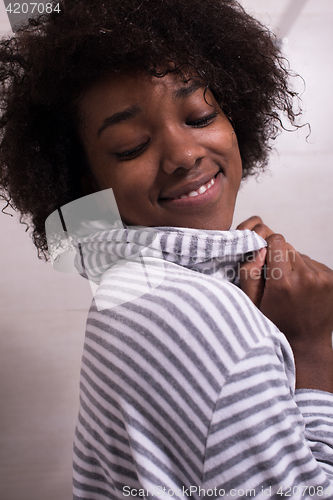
[73,226,333,500]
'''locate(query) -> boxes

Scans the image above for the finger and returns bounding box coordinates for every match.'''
[285,250,333,297]
[264,234,294,280]
[288,249,332,274]
[236,216,263,231]
[239,247,267,307]
[237,217,274,241]
[252,223,275,240]
[266,238,323,285]
[299,253,333,273]
[299,253,311,260]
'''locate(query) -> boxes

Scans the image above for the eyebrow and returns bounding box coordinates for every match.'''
[97,80,204,137]
[97,105,142,137]
[173,79,203,100]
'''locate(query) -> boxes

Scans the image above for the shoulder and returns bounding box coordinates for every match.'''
[86,260,291,379]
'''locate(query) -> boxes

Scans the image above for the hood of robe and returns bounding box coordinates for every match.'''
[45,190,267,294]
[70,223,267,287]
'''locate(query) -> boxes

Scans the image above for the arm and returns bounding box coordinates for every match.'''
[203,332,333,497]
[237,216,333,392]
[74,269,333,499]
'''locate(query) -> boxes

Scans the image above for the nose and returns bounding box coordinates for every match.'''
[159,125,206,175]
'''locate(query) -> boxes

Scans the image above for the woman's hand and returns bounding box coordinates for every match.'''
[237,217,333,392]
[236,216,273,307]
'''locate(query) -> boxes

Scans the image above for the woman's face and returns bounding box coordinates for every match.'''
[79,71,243,230]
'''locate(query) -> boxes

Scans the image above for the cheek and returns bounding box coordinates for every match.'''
[111,168,153,213]
[113,153,158,193]
[232,146,243,177]
[206,123,238,163]
[227,135,243,181]
[212,132,242,176]
[84,143,113,188]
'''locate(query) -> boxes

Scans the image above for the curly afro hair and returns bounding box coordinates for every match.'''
[0,0,300,258]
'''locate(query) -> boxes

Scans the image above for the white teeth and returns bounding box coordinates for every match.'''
[176,175,216,200]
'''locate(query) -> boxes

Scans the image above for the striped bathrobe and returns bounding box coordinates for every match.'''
[72,226,333,500]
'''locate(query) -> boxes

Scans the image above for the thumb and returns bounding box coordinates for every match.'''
[238,247,267,307]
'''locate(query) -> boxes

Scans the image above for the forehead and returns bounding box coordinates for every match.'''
[78,71,207,122]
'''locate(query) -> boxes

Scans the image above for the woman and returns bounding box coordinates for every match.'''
[0,0,332,498]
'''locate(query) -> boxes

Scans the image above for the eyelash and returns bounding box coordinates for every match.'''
[115,111,218,160]
[188,111,219,127]
[115,140,150,160]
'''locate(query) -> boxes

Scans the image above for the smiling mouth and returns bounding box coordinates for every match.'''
[162,171,220,202]
[172,174,217,200]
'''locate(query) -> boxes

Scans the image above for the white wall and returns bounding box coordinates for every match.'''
[0,1,332,499]
[233,0,333,269]
[0,4,94,499]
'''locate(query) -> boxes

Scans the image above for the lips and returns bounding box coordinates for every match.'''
[160,171,220,200]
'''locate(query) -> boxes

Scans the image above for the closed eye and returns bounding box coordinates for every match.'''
[188,111,219,128]
[114,111,218,160]
[114,139,150,160]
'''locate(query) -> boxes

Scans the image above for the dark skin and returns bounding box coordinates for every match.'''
[238,216,333,393]
[79,71,243,232]
[79,71,333,393]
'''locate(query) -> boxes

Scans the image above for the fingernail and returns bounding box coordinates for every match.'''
[257,247,267,262]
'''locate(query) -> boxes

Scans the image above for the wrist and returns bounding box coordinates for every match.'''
[291,339,333,392]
